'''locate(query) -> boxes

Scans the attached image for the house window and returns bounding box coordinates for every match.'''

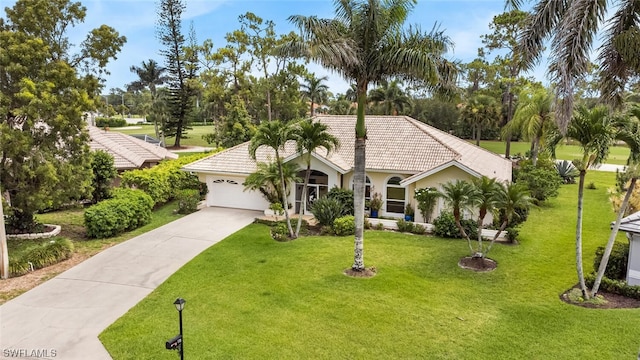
[386,176,405,214]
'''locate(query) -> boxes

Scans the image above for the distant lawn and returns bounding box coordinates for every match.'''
[478,140,631,165]
[112,124,214,147]
[100,171,640,359]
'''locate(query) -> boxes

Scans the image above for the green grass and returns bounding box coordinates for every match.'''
[112,124,214,147]
[478,140,631,165]
[100,171,640,359]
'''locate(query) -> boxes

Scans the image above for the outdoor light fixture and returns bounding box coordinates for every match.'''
[165,297,186,359]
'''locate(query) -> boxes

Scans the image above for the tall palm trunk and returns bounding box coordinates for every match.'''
[276,153,295,238]
[0,201,8,279]
[296,162,312,237]
[531,135,540,167]
[576,170,589,299]
[476,209,486,256]
[352,85,367,271]
[591,177,637,296]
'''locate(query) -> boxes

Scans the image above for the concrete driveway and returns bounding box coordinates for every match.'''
[0,207,260,360]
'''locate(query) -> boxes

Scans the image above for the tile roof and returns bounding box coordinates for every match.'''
[182,115,512,181]
[88,126,178,170]
[616,212,640,234]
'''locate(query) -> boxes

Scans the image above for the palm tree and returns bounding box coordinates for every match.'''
[440,180,479,255]
[244,161,301,207]
[369,79,412,115]
[471,176,501,257]
[285,0,457,272]
[592,106,640,296]
[249,120,298,238]
[502,85,555,166]
[293,119,340,237]
[507,0,640,132]
[486,182,533,257]
[128,59,168,139]
[460,94,501,146]
[300,74,330,116]
[549,105,618,299]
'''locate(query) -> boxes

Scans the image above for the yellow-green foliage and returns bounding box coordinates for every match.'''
[9,238,74,277]
[84,189,154,238]
[120,153,212,205]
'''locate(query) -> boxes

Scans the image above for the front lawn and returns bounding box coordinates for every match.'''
[100,171,640,359]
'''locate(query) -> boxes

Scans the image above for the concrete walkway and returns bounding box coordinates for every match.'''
[0,207,260,360]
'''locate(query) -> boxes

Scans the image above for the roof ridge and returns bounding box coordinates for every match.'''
[89,127,144,167]
[402,116,461,159]
[185,140,250,168]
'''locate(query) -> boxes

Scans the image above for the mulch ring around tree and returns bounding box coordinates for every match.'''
[344,267,377,278]
[458,256,497,272]
[560,286,640,309]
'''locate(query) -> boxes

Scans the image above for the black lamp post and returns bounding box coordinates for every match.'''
[174,298,185,360]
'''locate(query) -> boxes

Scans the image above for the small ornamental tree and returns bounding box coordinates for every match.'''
[414,187,439,223]
[90,150,117,203]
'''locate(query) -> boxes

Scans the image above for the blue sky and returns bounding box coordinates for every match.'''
[4,0,546,94]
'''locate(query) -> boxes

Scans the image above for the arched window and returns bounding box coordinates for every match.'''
[386,176,405,213]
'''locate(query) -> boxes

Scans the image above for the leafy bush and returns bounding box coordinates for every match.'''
[120,153,210,206]
[555,160,578,184]
[327,187,354,215]
[270,223,289,241]
[586,182,597,190]
[9,238,74,277]
[433,212,458,238]
[412,223,426,235]
[585,274,640,300]
[414,187,439,223]
[593,242,629,280]
[84,189,153,238]
[396,219,415,233]
[311,197,344,226]
[90,150,117,203]
[516,163,562,203]
[333,215,355,236]
[506,227,519,242]
[433,212,477,239]
[176,189,200,214]
[95,117,127,128]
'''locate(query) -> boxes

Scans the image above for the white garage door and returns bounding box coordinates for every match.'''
[206,175,269,211]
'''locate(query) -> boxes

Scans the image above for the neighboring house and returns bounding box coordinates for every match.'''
[182,115,512,222]
[613,213,640,286]
[88,126,178,172]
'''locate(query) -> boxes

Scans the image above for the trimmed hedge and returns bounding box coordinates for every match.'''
[9,238,74,277]
[176,189,200,214]
[586,274,640,300]
[433,212,478,239]
[84,188,153,238]
[95,117,127,128]
[593,242,628,280]
[120,153,210,206]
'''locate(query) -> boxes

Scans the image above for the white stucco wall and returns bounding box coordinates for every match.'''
[628,234,640,286]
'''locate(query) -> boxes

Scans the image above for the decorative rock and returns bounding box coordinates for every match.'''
[7,224,61,240]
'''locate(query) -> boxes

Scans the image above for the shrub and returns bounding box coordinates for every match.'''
[585,274,640,300]
[90,150,117,203]
[586,182,597,190]
[327,187,354,215]
[414,187,439,223]
[412,223,426,235]
[516,163,562,203]
[433,212,477,239]
[555,160,578,184]
[95,117,127,128]
[593,242,629,280]
[84,189,153,238]
[270,223,289,241]
[9,238,74,277]
[506,227,519,242]
[311,197,344,226]
[433,212,459,238]
[333,215,355,236]
[396,219,415,233]
[176,189,200,214]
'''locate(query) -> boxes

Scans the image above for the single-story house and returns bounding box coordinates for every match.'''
[613,213,640,286]
[182,115,512,222]
[88,126,178,172]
